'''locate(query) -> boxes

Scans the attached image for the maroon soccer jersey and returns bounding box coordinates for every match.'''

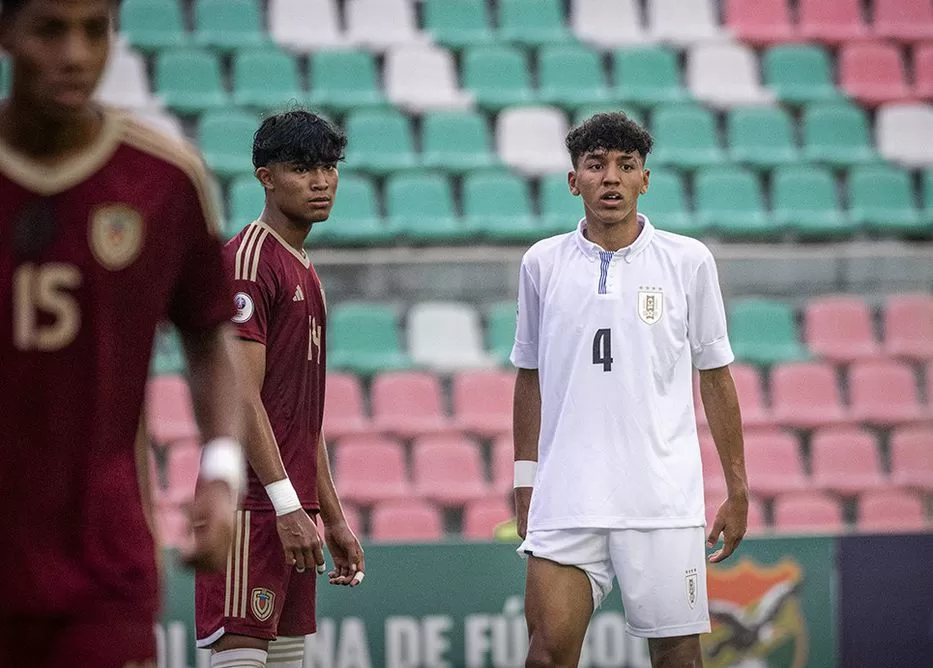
[224,221,326,511]
[0,110,232,618]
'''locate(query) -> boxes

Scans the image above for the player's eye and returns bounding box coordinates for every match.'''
[586,162,602,171]
[33,21,66,39]
[293,165,309,174]
[85,20,109,40]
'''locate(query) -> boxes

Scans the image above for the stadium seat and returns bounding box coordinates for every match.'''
[915,44,933,99]
[537,44,614,109]
[322,372,373,439]
[798,0,869,44]
[150,324,185,376]
[574,105,646,128]
[612,46,689,107]
[193,0,267,51]
[889,426,933,492]
[120,0,187,51]
[463,171,540,242]
[839,41,912,107]
[412,434,489,506]
[199,110,258,179]
[462,45,536,111]
[155,49,228,114]
[232,49,304,110]
[802,103,877,167]
[333,435,412,505]
[876,103,933,169]
[872,0,933,42]
[848,360,928,427]
[421,111,498,173]
[384,44,473,113]
[772,492,845,532]
[571,0,647,48]
[154,502,190,547]
[308,50,386,112]
[723,0,796,46]
[650,105,726,169]
[423,0,495,49]
[770,362,850,429]
[857,490,928,533]
[146,375,198,445]
[639,169,704,237]
[762,45,842,105]
[486,302,517,365]
[407,302,495,371]
[883,294,933,361]
[95,45,153,110]
[370,499,443,542]
[345,0,426,51]
[463,498,514,540]
[496,106,569,176]
[226,175,263,239]
[343,109,418,174]
[810,427,888,496]
[491,434,515,492]
[848,164,926,236]
[700,436,727,498]
[452,369,515,438]
[743,431,808,498]
[771,165,852,240]
[320,174,393,246]
[687,43,775,108]
[729,364,774,428]
[497,0,571,47]
[727,107,799,169]
[385,172,468,244]
[370,371,453,438]
[646,0,723,45]
[805,295,881,363]
[163,441,200,504]
[269,0,348,52]
[0,57,8,98]
[695,167,776,240]
[728,299,809,367]
[328,303,411,375]
[540,173,584,235]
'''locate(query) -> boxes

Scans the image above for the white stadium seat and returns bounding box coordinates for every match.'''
[345,0,428,51]
[571,0,648,48]
[876,103,933,167]
[269,0,350,52]
[95,45,154,110]
[687,43,775,107]
[385,45,473,113]
[647,0,724,45]
[407,302,495,371]
[496,106,569,176]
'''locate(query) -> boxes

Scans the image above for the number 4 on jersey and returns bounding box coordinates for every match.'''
[592,328,613,372]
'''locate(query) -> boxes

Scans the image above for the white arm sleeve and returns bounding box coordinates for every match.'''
[510,256,540,369]
[688,250,735,370]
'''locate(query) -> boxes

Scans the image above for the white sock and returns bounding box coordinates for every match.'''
[267,635,305,667]
[210,648,269,668]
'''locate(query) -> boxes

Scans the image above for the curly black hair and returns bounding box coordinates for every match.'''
[252,110,347,169]
[566,112,654,167]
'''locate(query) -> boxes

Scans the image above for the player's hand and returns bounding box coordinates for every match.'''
[514,487,533,540]
[276,509,325,573]
[182,479,236,572]
[324,521,365,587]
[707,491,749,563]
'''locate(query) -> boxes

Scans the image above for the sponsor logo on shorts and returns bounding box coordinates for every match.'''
[638,286,663,325]
[232,292,254,324]
[251,587,276,622]
[685,567,698,609]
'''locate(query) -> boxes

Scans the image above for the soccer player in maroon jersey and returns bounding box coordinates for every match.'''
[195,111,365,668]
[0,1,244,666]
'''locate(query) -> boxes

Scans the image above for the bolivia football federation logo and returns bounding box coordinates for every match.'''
[638,286,663,325]
[703,559,807,668]
[89,204,144,270]
[251,587,275,622]
[232,292,254,324]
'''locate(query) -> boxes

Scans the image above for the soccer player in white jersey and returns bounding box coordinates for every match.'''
[511,113,749,668]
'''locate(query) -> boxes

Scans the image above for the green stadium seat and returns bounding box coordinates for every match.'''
[727,107,798,169]
[194,0,267,51]
[650,105,726,169]
[802,103,877,167]
[150,324,185,376]
[421,112,498,173]
[729,299,810,366]
[321,174,393,246]
[537,44,614,109]
[771,165,852,240]
[612,47,689,107]
[233,49,303,110]
[308,50,386,112]
[120,0,187,51]
[328,303,412,375]
[464,172,540,242]
[498,0,571,46]
[639,169,705,238]
[695,167,778,240]
[155,49,229,114]
[486,302,517,364]
[343,109,418,175]
[386,172,470,243]
[573,105,646,127]
[226,175,263,239]
[539,174,582,235]
[0,56,9,97]
[848,165,930,236]
[924,170,933,225]
[423,0,495,49]
[462,45,536,111]
[199,110,259,179]
[762,45,841,105]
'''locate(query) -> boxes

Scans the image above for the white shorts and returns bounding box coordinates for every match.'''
[518,527,711,638]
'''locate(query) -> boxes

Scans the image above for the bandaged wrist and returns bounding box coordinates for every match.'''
[265,478,302,516]
[513,460,538,488]
[200,438,245,498]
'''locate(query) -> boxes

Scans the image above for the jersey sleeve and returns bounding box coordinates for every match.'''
[228,254,277,346]
[687,249,734,370]
[510,255,540,369]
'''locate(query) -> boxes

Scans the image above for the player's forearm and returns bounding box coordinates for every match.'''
[241,391,289,486]
[315,433,346,527]
[182,325,240,442]
[699,366,748,498]
[513,368,541,462]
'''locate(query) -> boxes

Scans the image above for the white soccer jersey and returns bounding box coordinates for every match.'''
[511,214,734,531]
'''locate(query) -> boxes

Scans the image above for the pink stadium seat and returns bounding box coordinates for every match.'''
[857,489,927,532]
[915,43,933,98]
[323,372,374,439]
[694,364,773,430]
[883,293,933,361]
[462,497,514,540]
[370,499,443,542]
[338,503,364,537]
[810,427,888,496]
[164,440,201,504]
[804,295,881,363]
[848,360,928,427]
[706,494,766,534]
[452,369,515,438]
[333,434,412,506]
[890,426,933,491]
[700,435,728,498]
[154,503,189,548]
[770,362,850,429]
[798,0,870,44]
[743,430,809,498]
[370,371,453,438]
[491,434,514,493]
[145,375,198,445]
[872,0,933,42]
[839,40,913,106]
[412,434,489,507]
[773,492,845,532]
[724,0,796,45]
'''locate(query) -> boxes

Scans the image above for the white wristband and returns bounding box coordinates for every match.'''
[265,478,302,516]
[513,460,538,488]
[200,438,245,499]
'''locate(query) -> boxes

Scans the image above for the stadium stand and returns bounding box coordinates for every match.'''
[333,435,412,506]
[810,427,889,497]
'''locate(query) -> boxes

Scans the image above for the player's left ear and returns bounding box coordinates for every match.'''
[640,168,650,195]
[568,170,580,196]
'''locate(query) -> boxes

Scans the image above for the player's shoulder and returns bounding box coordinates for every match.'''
[651,227,715,265]
[226,221,281,283]
[114,110,211,187]
[521,230,576,267]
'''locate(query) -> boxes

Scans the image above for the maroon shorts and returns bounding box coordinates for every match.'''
[195,509,317,647]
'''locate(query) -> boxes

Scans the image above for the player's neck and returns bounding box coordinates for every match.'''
[583,210,642,252]
[0,98,103,165]
[258,207,312,254]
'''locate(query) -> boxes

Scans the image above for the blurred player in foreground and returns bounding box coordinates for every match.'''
[511,112,748,668]
[0,0,244,665]
[195,110,365,668]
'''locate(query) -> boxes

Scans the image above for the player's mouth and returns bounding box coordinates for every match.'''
[599,192,623,207]
[50,82,95,107]
[308,197,331,207]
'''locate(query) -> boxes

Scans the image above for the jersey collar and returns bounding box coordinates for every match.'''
[574,213,655,263]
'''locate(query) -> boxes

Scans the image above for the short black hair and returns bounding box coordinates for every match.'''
[252,110,347,169]
[1,0,120,19]
[566,112,653,168]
